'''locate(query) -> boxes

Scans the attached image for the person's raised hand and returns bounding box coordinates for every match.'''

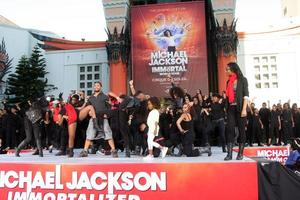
[129,80,134,86]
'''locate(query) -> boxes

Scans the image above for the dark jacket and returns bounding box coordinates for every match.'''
[226,76,249,112]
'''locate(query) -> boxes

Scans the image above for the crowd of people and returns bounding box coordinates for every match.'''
[0,62,299,162]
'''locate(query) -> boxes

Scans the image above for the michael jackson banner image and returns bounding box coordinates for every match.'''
[131,2,209,96]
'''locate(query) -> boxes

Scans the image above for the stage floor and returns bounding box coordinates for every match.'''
[0,147,255,164]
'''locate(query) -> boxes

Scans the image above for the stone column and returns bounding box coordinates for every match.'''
[102,0,130,95]
[211,0,237,92]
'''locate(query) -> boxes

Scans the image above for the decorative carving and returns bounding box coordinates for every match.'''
[106,26,130,64]
[215,19,238,56]
[0,38,12,82]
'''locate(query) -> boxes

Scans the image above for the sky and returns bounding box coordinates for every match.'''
[235,0,282,31]
[0,0,282,41]
[0,0,107,41]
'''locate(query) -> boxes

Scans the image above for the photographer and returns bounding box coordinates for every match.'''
[285,138,300,170]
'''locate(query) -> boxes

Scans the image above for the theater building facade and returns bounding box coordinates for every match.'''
[2,0,300,104]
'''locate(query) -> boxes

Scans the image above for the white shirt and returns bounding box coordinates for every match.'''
[147,109,160,136]
[150,33,184,47]
[164,34,184,47]
[164,36,176,46]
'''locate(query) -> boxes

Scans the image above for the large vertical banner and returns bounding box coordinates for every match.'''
[131,2,208,97]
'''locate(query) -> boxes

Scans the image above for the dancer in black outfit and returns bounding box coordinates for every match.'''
[15,97,48,157]
[3,105,20,149]
[281,103,294,145]
[259,102,270,144]
[210,94,226,152]
[250,108,263,146]
[192,94,203,146]
[224,62,249,161]
[168,75,185,110]
[176,104,201,157]
[269,104,281,146]
[129,80,149,155]
[292,103,300,138]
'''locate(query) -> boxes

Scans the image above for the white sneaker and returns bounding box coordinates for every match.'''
[143,154,154,160]
[161,147,168,158]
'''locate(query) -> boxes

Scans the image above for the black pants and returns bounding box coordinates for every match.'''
[293,122,300,138]
[246,120,253,145]
[226,105,247,144]
[57,124,68,151]
[17,117,42,151]
[130,119,147,149]
[211,118,226,147]
[282,121,294,144]
[44,122,56,148]
[193,120,203,146]
[101,109,131,150]
[169,119,182,147]
[201,120,212,146]
[262,121,269,143]
[181,129,200,157]
[250,125,262,145]
[5,126,17,148]
[269,124,280,140]
[118,110,131,150]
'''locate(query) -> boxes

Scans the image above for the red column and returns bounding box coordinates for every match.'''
[109,61,127,95]
[217,51,236,92]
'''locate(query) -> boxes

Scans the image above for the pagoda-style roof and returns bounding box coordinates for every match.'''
[30,32,106,51]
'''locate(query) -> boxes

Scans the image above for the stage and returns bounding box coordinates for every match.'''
[1,146,299,200]
[0,147,260,200]
[1,147,254,164]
